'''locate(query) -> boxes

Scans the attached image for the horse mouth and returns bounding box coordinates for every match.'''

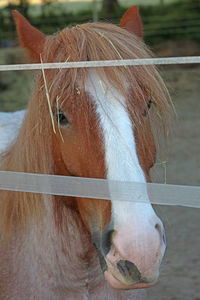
[104,268,159,290]
[104,257,159,290]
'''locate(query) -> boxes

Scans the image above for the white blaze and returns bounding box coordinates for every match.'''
[85,70,156,225]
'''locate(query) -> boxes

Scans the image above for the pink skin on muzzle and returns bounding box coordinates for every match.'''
[103,204,166,289]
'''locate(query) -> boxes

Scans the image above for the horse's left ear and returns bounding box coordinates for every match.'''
[13,10,46,62]
[120,5,143,39]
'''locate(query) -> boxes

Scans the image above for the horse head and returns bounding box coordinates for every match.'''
[13,6,168,290]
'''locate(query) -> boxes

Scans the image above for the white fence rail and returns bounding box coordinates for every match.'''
[0,171,200,208]
[0,56,200,72]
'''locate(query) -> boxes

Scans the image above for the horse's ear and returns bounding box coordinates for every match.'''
[13,10,46,62]
[120,6,143,39]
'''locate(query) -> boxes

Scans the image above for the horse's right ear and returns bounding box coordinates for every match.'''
[13,10,46,63]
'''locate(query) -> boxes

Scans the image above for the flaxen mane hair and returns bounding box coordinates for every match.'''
[0,22,170,236]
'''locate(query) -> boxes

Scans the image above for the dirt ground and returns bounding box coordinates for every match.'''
[147,65,200,300]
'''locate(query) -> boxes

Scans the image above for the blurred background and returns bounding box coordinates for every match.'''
[0,0,200,299]
[1,0,200,46]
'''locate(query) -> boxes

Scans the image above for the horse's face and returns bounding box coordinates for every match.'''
[79,70,165,289]
[14,6,166,290]
[51,68,165,289]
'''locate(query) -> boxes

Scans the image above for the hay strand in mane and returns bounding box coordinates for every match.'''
[98,32,124,61]
[40,54,56,134]
[56,95,64,143]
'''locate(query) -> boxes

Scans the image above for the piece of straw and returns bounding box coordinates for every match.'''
[40,55,56,134]
[56,95,64,143]
[76,87,81,95]
[99,79,106,94]
[98,32,123,61]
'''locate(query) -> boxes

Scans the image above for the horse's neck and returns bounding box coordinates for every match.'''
[0,199,146,300]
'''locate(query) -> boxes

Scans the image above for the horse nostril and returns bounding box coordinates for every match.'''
[117,260,142,283]
[162,229,167,245]
[155,223,166,246]
[155,223,161,232]
[102,222,115,256]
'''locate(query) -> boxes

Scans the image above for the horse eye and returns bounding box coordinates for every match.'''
[142,98,152,117]
[57,109,68,125]
[147,98,152,110]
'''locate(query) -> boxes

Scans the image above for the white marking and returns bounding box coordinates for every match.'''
[85,70,157,225]
[0,110,25,154]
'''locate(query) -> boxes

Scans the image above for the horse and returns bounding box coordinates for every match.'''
[0,6,170,299]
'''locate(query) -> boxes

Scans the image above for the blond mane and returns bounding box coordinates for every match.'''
[0,22,170,236]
